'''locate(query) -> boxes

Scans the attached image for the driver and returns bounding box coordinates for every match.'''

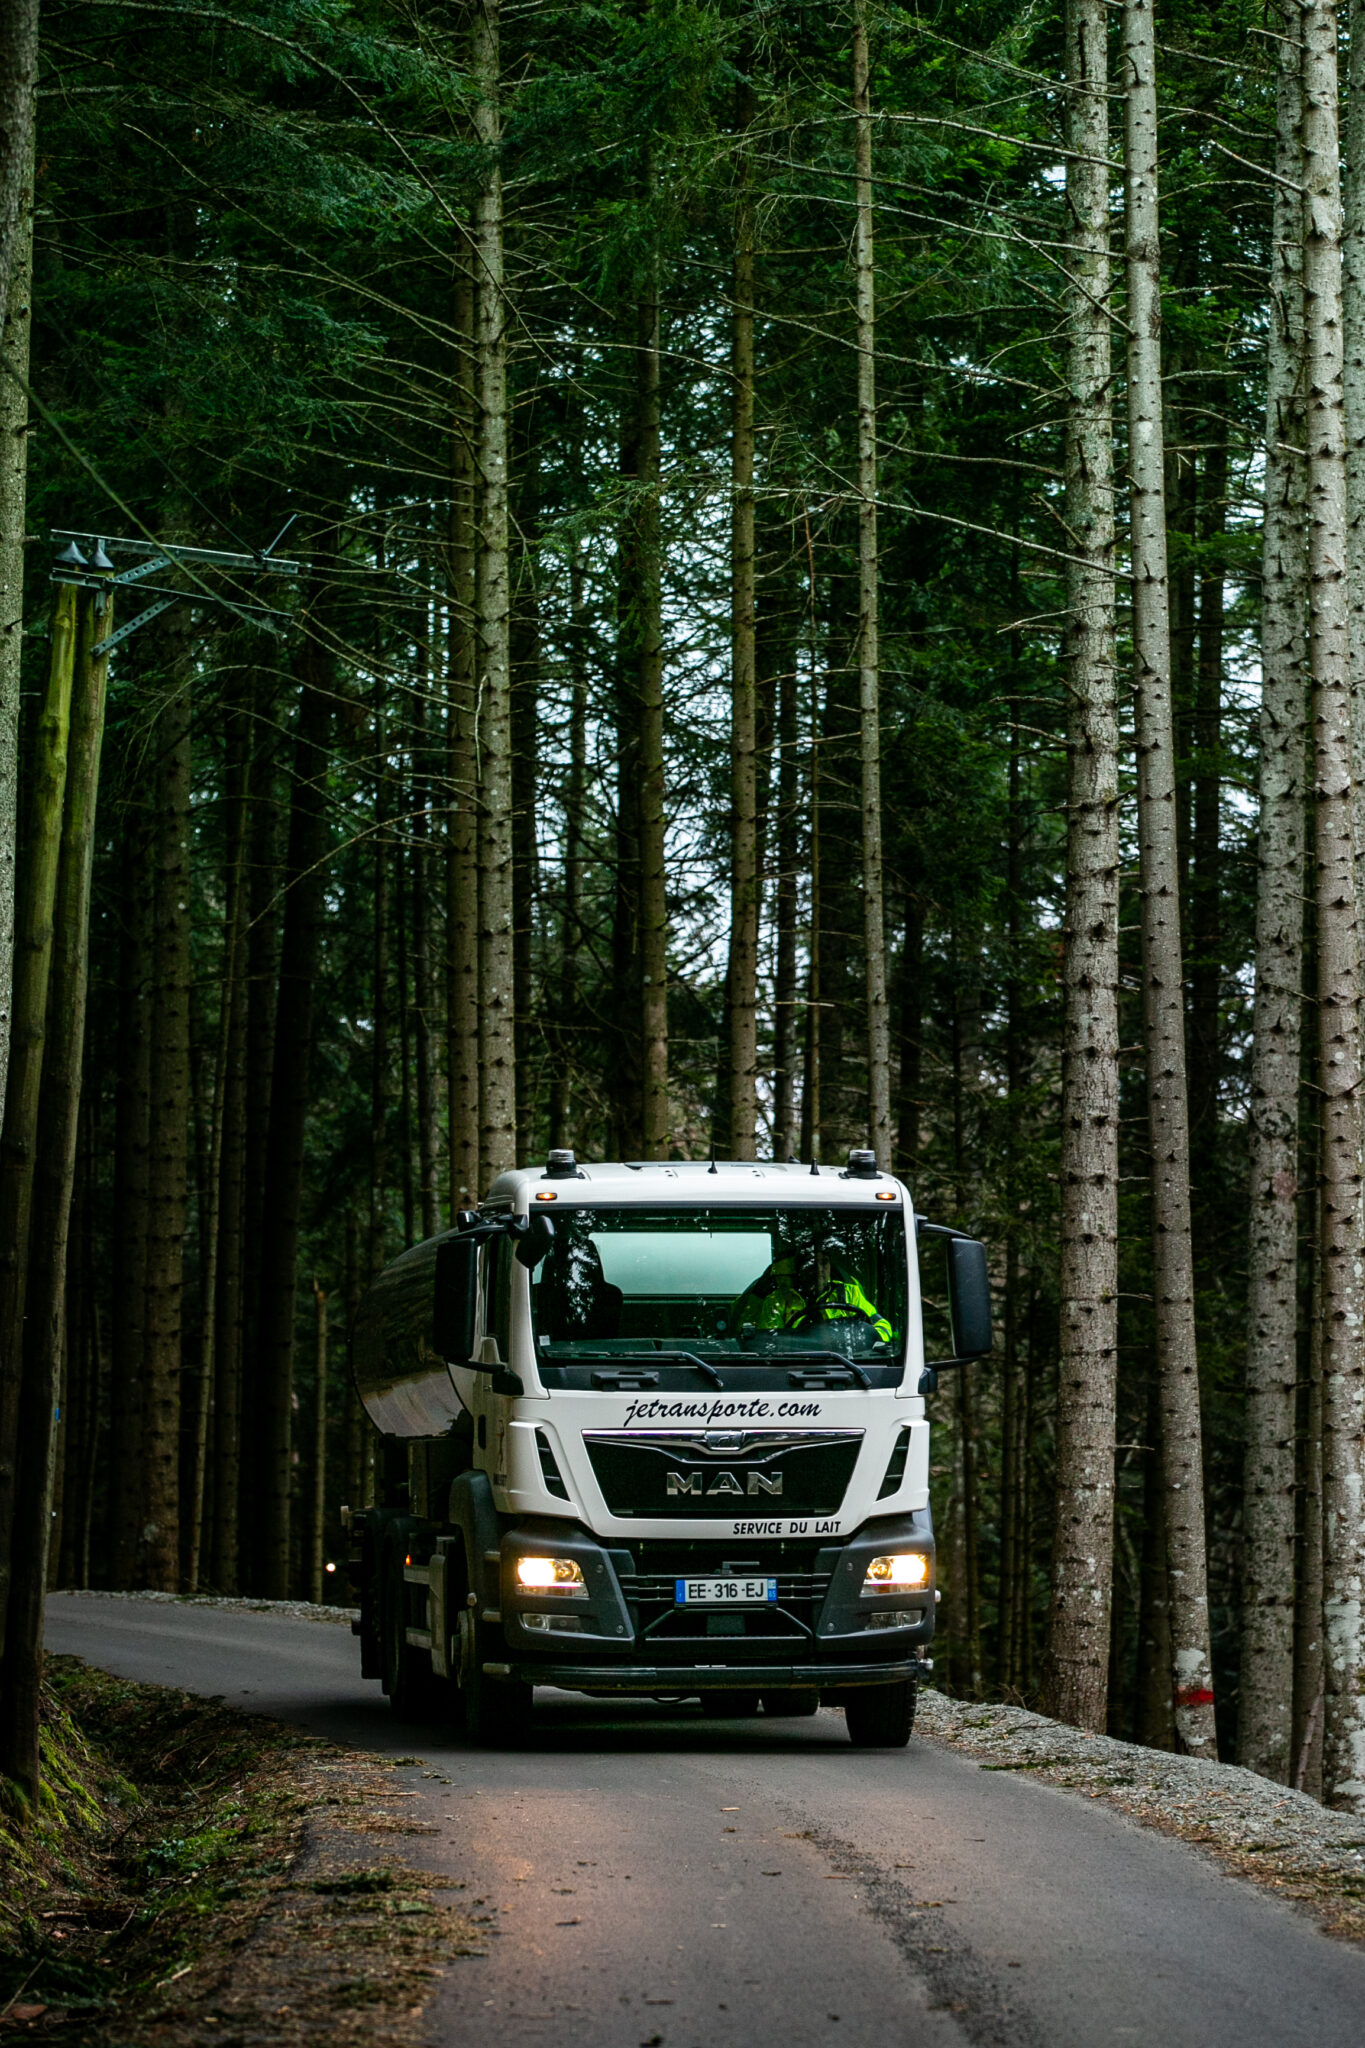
[730,1244,892,1343]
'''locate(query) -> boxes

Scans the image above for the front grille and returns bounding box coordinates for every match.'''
[613,1563,833,1652]
[617,1571,832,1605]
[583,1428,863,1519]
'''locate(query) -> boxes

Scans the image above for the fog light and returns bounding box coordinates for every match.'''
[865,1609,921,1630]
[522,1611,586,1633]
[515,1555,587,1593]
[864,1553,930,1589]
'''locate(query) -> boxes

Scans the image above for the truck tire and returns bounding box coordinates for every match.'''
[381,1542,440,1721]
[698,1690,761,1718]
[455,1607,533,1747]
[843,1680,916,1748]
[759,1688,820,1718]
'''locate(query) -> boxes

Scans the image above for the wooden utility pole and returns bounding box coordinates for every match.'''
[1240,0,1307,1783]
[1122,0,1216,1756]
[1046,0,1120,1733]
[0,131,32,1134]
[0,580,76,1662]
[0,577,110,1806]
[852,0,891,1167]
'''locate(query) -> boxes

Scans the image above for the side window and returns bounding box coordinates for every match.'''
[486,1236,513,1359]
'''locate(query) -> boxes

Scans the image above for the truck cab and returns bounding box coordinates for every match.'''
[349,1149,991,1748]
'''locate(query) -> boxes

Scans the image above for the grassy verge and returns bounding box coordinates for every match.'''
[0,1657,481,2042]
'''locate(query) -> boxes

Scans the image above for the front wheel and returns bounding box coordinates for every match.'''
[456,1607,533,1746]
[843,1680,916,1748]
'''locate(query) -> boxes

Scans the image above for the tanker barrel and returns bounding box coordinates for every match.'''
[353,1229,469,1440]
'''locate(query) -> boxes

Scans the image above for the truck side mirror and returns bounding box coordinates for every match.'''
[947,1237,992,1360]
[513,1211,556,1270]
[433,1235,478,1362]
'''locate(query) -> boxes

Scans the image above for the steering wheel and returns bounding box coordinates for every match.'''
[793,1302,877,1333]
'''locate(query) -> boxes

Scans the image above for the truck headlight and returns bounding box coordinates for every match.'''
[864,1553,930,1590]
[515,1556,587,1595]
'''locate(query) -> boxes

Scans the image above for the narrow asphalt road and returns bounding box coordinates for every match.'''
[45,1593,1365,2048]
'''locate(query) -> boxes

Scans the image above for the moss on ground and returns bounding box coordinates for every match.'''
[0,1658,480,2043]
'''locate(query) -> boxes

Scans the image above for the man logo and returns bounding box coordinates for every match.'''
[666,1470,783,1499]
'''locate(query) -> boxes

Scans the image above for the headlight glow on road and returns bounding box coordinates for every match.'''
[864,1553,930,1590]
[516,1556,587,1593]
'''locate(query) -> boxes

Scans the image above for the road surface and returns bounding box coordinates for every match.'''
[45,1592,1365,2048]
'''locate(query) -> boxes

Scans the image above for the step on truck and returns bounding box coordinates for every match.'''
[347,1149,992,1748]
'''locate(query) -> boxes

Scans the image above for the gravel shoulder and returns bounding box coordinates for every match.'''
[916,1690,1365,1942]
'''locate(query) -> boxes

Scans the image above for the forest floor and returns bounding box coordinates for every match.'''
[0,1656,484,2044]
[917,1692,1365,1943]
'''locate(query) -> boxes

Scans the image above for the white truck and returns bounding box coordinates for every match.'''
[348,1148,992,1748]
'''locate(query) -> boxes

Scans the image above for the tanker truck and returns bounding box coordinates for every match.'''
[346,1149,992,1748]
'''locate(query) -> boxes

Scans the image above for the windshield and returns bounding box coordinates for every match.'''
[530,1205,908,1365]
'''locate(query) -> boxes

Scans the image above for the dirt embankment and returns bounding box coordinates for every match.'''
[0,1659,482,2044]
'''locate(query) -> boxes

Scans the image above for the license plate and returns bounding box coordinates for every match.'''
[675,1577,777,1606]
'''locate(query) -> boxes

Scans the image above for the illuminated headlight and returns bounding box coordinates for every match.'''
[515,1556,587,1594]
[864,1553,930,1590]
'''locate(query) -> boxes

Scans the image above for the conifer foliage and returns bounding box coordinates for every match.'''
[0,0,1364,1808]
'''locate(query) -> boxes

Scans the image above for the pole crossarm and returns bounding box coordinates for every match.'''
[48,525,303,657]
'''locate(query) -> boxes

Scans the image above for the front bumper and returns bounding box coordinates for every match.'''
[495,1510,936,1685]
[492,1655,930,1693]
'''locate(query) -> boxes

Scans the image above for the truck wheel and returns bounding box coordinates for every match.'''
[759,1689,820,1718]
[843,1680,916,1748]
[382,1548,440,1720]
[698,1690,761,1717]
[456,1608,533,1747]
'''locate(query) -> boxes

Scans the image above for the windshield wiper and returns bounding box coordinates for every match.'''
[570,1351,725,1390]
[783,1355,872,1390]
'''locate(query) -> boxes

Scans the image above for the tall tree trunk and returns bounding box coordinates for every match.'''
[370,676,390,1271]
[109,803,151,1586]
[211,699,250,1594]
[396,832,414,1245]
[310,1278,327,1604]
[1123,0,1216,1757]
[447,237,481,1205]
[635,294,668,1160]
[1348,0,1365,976]
[0,580,109,1805]
[0,0,37,351]
[413,803,442,1237]
[549,544,587,1151]
[0,132,31,1134]
[1187,434,1226,1208]
[1046,0,1120,1734]
[473,0,516,1185]
[726,71,759,1161]
[255,609,332,1599]
[773,628,799,1160]
[142,624,192,1593]
[1294,1166,1326,1798]
[187,767,239,1594]
[511,494,539,1169]
[1241,0,1307,1782]
[238,711,280,1549]
[800,513,822,1163]
[852,0,891,1167]
[0,582,76,1651]
[1303,0,1365,1812]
